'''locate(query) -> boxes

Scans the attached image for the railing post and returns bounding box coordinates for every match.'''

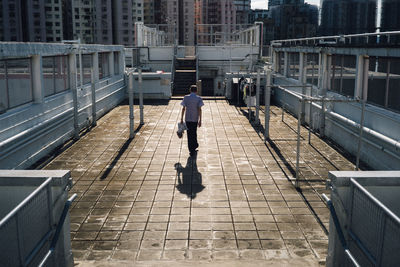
[109,51,115,77]
[255,68,261,124]
[90,68,96,127]
[139,68,144,125]
[283,51,289,77]
[90,52,98,127]
[356,100,366,170]
[264,69,272,140]
[354,54,365,99]
[296,98,303,188]
[320,99,326,138]
[68,53,79,140]
[32,55,44,104]
[299,52,306,123]
[129,72,134,139]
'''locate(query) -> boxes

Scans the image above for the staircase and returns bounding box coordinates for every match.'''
[173,57,197,96]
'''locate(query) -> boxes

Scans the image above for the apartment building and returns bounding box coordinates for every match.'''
[234,0,251,24]
[0,0,62,42]
[319,0,377,35]
[45,0,64,42]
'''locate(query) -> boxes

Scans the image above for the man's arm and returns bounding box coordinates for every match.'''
[198,107,202,127]
[181,106,186,123]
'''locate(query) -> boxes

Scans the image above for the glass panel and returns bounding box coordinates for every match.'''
[278,52,285,75]
[7,58,33,108]
[388,58,400,112]
[55,56,69,93]
[99,52,109,79]
[0,61,7,112]
[289,53,299,79]
[330,55,356,97]
[306,53,319,86]
[82,54,92,85]
[331,55,341,94]
[43,56,55,97]
[341,55,356,97]
[367,57,387,107]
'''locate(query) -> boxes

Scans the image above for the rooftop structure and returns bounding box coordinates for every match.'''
[0,23,400,266]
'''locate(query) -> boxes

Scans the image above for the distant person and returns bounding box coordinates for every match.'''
[180,85,204,157]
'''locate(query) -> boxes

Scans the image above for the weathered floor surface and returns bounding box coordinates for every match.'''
[43,99,358,266]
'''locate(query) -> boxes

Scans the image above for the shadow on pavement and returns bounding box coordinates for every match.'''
[175,154,204,199]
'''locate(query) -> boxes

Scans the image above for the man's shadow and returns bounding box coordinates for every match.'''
[174,154,205,199]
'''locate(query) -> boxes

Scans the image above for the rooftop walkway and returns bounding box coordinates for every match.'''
[43,99,358,266]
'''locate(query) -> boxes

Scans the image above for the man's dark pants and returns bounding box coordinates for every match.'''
[186,121,198,153]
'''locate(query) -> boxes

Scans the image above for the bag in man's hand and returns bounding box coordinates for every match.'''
[177,122,188,139]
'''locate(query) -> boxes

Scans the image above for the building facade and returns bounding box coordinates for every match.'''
[234,0,251,24]
[381,0,400,32]
[269,2,318,40]
[319,0,377,35]
[0,0,63,42]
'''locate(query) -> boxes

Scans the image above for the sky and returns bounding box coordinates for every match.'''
[251,0,320,10]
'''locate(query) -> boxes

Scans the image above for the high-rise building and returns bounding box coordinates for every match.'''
[381,0,400,32]
[143,0,155,24]
[270,1,318,40]
[268,0,304,9]
[319,0,377,36]
[64,0,143,45]
[157,0,195,45]
[234,0,251,24]
[113,0,143,46]
[0,0,24,41]
[202,0,236,25]
[45,0,64,42]
[67,0,96,44]
[0,0,63,42]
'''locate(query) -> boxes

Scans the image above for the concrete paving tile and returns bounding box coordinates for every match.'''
[42,101,361,264]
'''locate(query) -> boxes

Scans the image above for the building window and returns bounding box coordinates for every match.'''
[330,55,356,98]
[367,57,400,112]
[0,58,33,112]
[76,54,92,86]
[43,56,69,97]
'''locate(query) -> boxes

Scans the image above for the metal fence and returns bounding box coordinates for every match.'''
[0,170,75,267]
[325,172,400,267]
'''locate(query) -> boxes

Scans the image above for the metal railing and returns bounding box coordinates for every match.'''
[0,171,75,267]
[196,24,261,46]
[127,69,145,139]
[271,30,400,47]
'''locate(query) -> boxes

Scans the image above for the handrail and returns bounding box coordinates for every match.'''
[271,30,400,45]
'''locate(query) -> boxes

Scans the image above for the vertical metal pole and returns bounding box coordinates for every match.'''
[320,99,325,137]
[237,72,240,106]
[129,72,134,139]
[139,68,144,125]
[90,66,97,127]
[255,68,260,124]
[78,47,83,90]
[281,103,285,122]
[69,53,80,140]
[248,82,251,121]
[308,87,313,144]
[229,44,232,74]
[264,70,271,140]
[296,98,302,188]
[356,100,366,170]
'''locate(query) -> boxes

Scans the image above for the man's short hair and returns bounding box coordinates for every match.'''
[190,85,197,92]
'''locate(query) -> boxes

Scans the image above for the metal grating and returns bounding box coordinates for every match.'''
[351,185,384,262]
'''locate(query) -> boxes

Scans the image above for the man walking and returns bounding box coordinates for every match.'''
[180,85,204,156]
